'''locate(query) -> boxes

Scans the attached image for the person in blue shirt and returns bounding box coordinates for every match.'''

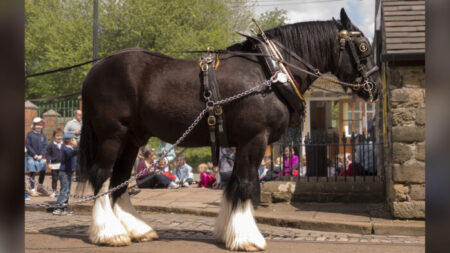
[52,132,79,215]
[173,155,194,187]
[25,117,48,196]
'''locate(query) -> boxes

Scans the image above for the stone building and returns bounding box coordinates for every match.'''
[375,0,425,218]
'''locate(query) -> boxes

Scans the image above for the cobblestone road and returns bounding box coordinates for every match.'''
[25,211,424,246]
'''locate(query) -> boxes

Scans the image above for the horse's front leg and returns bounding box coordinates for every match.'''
[110,137,158,242]
[214,133,267,251]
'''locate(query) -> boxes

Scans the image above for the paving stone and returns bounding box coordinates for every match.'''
[25,211,425,245]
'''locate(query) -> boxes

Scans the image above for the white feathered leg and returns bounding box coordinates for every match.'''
[88,179,131,246]
[113,192,158,242]
[214,196,266,251]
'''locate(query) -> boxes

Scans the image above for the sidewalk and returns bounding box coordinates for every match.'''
[26,181,424,237]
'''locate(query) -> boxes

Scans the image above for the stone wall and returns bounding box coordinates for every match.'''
[386,63,425,219]
[260,179,384,204]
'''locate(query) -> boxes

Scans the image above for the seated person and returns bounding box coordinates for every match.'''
[258,154,272,182]
[156,141,176,163]
[136,151,179,189]
[174,155,194,187]
[218,147,235,185]
[197,163,214,188]
[211,166,221,189]
[299,155,307,177]
[339,154,357,177]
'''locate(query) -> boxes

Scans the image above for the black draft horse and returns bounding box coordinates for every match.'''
[79,9,380,251]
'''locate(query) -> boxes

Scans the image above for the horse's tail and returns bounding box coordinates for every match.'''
[76,104,97,194]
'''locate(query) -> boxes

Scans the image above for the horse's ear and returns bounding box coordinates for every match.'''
[332,17,342,29]
[340,8,352,30]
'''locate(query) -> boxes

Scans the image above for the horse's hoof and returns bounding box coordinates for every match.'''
[90,233,131,247]
[226,240,267,251]
[131,229,159,242]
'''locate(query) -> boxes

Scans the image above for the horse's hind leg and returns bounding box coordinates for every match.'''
[88,137,131,246]
[214,133,267,251]
[110,136,158,242]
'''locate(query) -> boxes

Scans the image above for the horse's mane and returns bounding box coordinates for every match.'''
[228,21,337,64]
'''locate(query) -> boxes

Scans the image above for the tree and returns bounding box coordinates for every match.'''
[253,8,288,32]
[25,0,256,99]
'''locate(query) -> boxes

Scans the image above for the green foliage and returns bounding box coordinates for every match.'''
[25,1,289,164]
[252,8,288,32]
[25,0,258,98]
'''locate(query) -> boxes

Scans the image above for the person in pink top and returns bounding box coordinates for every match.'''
[197,163,214,188]
[279,147,299,177]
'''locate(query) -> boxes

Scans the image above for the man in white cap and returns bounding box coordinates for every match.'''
[25,117,48,196]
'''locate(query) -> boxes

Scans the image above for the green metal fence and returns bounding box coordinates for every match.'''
[25,97,80,140]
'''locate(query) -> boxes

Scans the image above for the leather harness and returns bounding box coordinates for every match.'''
[200,52,228,165]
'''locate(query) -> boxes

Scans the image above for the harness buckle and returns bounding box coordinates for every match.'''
[363,81,375,92]
[201,63,209,72]
[207,115,216,126]
[214,105,223,116]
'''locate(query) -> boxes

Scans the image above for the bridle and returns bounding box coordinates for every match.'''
[334,29,379,98]
[264,29,379,102]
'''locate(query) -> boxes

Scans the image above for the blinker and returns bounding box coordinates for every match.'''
[359,43,368,52]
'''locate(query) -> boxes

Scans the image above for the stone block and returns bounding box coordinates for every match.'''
[392,143,412,164]
[260,192,272,203]
[402,65,426,88]
[391,88,424,108]
[415,108,425,126]
[392,126,425,143]
[391,201,425,219]
[261,181,296,193]
[393,184,409,201]
[415,143,425,161]
[272,192,292,203]
[392,108,414,126]
[393,161,425,184]
[410,184,425,200]
[388,67,403,89]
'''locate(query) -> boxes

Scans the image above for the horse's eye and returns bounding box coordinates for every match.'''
[359,43,368,53]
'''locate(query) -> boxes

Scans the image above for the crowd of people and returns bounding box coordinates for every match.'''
[132,145,234,191]
[25,109,375,216]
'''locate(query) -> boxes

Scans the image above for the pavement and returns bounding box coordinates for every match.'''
[25,178,425,237]
[25,211,424,253]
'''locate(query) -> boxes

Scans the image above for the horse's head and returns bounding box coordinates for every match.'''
[332,8,381,102]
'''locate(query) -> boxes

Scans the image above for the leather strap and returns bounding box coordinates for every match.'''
[201,53,229,166]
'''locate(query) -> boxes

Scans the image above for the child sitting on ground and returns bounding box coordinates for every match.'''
[211,166,221,189]
[197,163,214,188]
[53,133,79,215]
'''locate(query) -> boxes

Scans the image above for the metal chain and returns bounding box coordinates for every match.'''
[25,78,273,209]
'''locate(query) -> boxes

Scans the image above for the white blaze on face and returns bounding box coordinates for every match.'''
[214,197,266,251]
[88,179,131,246]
